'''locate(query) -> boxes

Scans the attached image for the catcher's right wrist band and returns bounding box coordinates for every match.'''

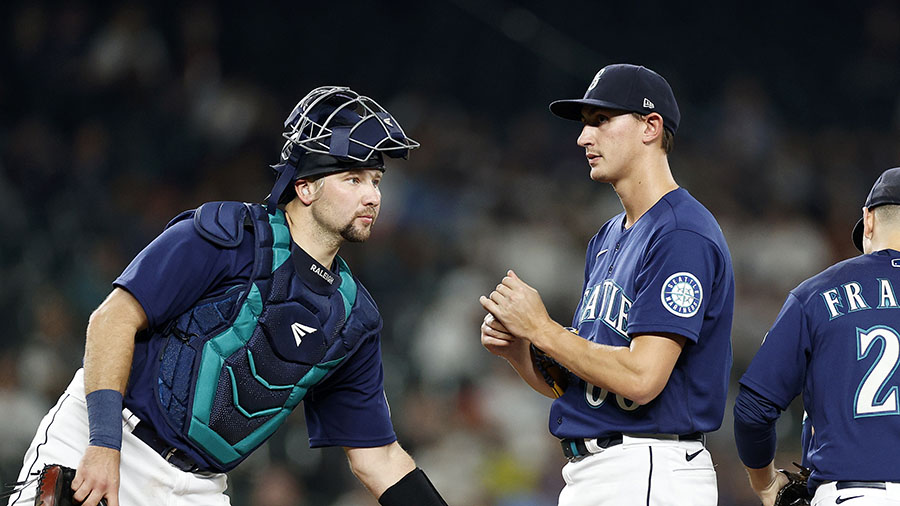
[86,389,123,450]
[378,468,448,506]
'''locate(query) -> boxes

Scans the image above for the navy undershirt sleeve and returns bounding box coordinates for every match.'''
[734,384,782,468]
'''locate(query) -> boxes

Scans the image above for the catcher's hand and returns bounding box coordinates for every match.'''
[34,464,107,506]
[773,462,812,506]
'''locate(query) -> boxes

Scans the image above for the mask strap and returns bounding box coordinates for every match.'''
[266,163,297,214]
[328,126,351,158]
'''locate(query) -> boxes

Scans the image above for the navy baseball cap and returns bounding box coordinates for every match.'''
[550,64,681,134]
[852,167,900,252]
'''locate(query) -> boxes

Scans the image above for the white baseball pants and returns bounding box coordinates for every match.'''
[557,434,717,506]
[7,368,230,506]
[813,482,900,506]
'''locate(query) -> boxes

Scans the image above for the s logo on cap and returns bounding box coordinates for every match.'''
[587,68,606,92]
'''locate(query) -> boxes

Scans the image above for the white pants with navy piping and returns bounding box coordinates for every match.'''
[7,368,230,506]
[557,434,717,506]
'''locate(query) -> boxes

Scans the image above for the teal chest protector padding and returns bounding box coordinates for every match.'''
[154,202,378,470]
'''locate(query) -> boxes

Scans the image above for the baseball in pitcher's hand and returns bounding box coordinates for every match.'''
[480,270,554,340]
[481,312,527,359]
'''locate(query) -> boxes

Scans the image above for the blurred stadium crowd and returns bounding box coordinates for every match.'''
[1,1,899,505]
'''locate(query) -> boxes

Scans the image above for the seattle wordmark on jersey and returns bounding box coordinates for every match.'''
[579,279,632,339]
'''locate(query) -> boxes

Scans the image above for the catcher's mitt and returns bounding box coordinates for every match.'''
[35,464,79,506]
[531,327,578,398]
[1,463,108,506]
[30,464,107,506]
[774,462,812,506]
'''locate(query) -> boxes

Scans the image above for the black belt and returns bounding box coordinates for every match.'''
[560,432,704,460]
[836,481,887,490]
[132,421,203,473]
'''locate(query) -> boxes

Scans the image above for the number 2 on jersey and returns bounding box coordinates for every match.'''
[855,325,900,417]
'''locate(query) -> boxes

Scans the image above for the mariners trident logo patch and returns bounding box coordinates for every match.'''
[661,272,702,318]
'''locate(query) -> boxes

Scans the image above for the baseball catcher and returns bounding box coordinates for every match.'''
[6,85,447,506]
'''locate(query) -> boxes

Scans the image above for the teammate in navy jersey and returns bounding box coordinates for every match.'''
[7,87,448,506]
[480,64,734,505]
[736,166,900,506]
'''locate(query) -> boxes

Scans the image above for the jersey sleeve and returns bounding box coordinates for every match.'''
[733,384,781,468]
[739,293,811,410]
[304,333,397,448]
[626,229,721,342]
[113,219,239,328]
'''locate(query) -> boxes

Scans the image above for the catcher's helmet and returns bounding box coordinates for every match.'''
[266,86,419,212]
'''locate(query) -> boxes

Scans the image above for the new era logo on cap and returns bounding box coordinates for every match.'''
[643,98,655,109]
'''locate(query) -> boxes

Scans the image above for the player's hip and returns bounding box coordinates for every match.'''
[814,481,900,506]
[558,435,716,506]
[8,370,230,506]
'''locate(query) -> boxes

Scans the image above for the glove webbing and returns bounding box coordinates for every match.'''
[531,344,568,398]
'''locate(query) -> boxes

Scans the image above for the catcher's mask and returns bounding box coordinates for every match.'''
[266,86,419,213]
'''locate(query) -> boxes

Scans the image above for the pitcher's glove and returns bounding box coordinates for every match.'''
[34,464,107,506]
[531,327,578,398]
[774,462,812,506]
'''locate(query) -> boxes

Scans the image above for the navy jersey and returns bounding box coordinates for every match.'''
[550,188,734,438]
[741,249,900,483]
[115,216,396,457]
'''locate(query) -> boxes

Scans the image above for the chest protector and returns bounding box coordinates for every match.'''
[152,202,381,471]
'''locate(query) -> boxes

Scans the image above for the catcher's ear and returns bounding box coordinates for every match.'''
[295,180,319,204]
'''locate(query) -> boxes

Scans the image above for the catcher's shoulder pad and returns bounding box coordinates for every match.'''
[337,263,383,335]
[190,201,253,248]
